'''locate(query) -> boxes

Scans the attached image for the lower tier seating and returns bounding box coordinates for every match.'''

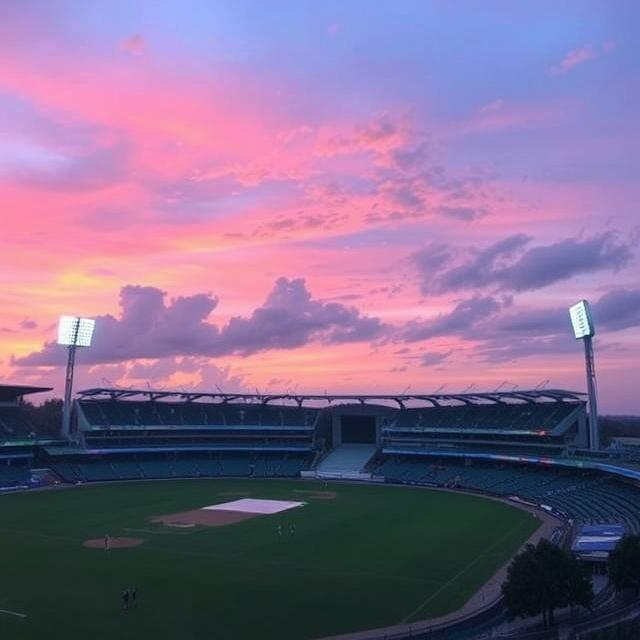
[375,456,640,532]
[0,463,31,487]
[49,453,312,483]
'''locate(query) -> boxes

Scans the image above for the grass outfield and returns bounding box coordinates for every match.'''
[0,480,539,640]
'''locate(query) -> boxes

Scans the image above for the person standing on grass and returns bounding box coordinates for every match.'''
[130,586,137,606]
[104,534,110,551]
[122,589,129,609]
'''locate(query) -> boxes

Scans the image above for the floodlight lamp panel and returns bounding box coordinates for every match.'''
[57,316,78,345]
[76,317,95,347]
[57,315,95,346]
[569,300,595,340]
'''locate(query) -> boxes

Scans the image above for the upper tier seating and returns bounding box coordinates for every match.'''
[391,402,579,432]
[80,400,318,428]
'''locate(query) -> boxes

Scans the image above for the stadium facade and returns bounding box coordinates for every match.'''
[3,383,640,539]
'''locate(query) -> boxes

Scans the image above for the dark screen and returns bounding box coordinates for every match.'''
[341,415,376,444]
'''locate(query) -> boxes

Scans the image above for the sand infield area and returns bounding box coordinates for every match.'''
[152,509,258,527]
[83,537,144,549]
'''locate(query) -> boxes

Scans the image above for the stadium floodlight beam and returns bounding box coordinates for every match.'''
[569,300,599,451]
[58,316,95,438]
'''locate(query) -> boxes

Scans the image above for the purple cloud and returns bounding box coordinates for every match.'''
[476,334,579,363]
[421,350,453,366]
[403,296,501,342]
[474,288,640,362]
[14,278,386,366]
[414,232,634,294]
[219,277,385,354]
[593,288,640,332]
[437,205,485,221]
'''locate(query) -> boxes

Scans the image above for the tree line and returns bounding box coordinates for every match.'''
[20,398,63,436]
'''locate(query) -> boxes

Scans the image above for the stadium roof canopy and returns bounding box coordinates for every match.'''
[0,384,52,402]
[77,387,585,408]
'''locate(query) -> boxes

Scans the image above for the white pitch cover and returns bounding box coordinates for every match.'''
[202,498,305,514]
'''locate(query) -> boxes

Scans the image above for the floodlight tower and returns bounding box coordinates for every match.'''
[569,300,599,451]
[57,316,95,439]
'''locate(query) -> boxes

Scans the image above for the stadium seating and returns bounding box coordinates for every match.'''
[0,461,30,488]
[79,399,318,452]
[0,406,34,440]
[46,452,313,483]
[375,456,640,532]
[391,401,578,432]
[79,400,318,428]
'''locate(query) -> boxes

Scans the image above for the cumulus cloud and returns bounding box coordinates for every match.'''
[16,285,220,366]
[414,232,634,294]
[394,285,640,364]
[403,296,502,342]
[15,278,386,366]
[497,234,633,291]
[474,288,640,362]
[219,278,385,353]
[593,288,640,332]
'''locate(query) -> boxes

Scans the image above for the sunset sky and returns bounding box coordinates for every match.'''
[1,1,638,412]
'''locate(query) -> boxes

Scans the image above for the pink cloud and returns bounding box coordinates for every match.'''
[119,33,146,56]
[478,99,504,114]
[460,100,564,134]
[549,44,597,75]
[315,112,414,164]
[0,14,638,412]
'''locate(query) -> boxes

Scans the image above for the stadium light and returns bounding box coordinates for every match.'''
[569,300,599,451]
[58,316,95,439]
[569,300,595,340]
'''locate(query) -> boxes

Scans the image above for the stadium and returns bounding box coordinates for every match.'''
[3,374,640,640]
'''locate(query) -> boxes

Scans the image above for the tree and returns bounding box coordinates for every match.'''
[502,538,593,627]
[20,398,63,437]
[608,535,640,595]
[566,553,594,611]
